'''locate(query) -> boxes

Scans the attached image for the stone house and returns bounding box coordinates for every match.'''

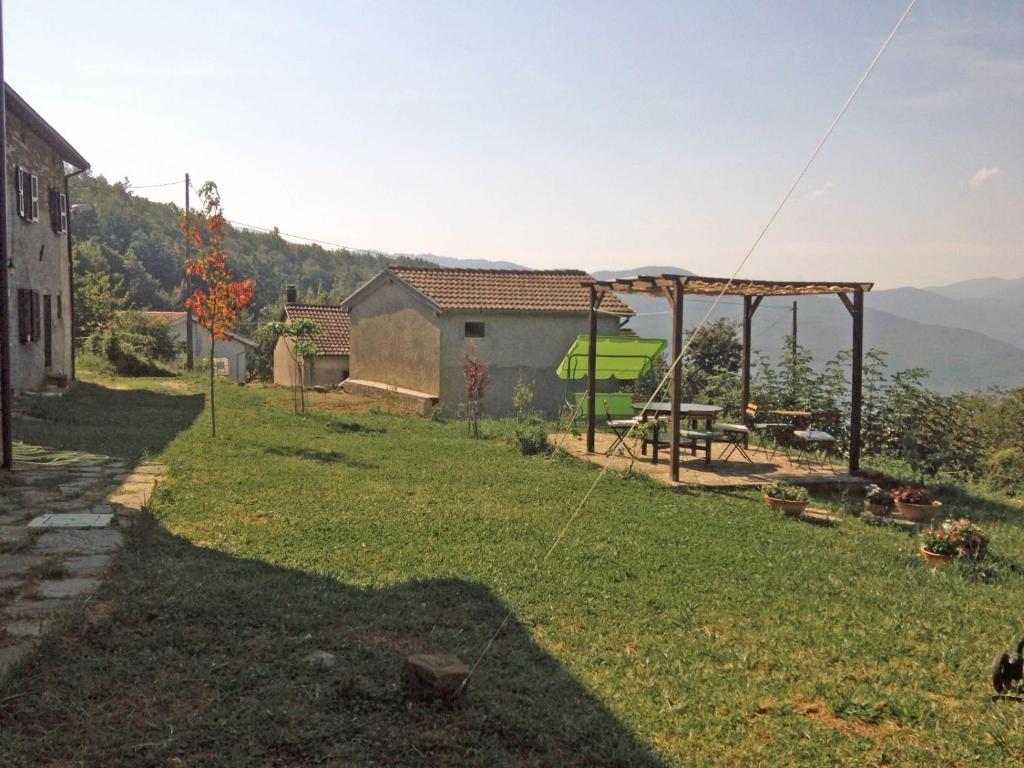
[5,85,89,391]
[142,311,256,383]
[272,294,351,388]
[340,267,634,416]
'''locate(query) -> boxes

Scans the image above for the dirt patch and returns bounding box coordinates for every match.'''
[799,699,902,738]
[254,383,424,416]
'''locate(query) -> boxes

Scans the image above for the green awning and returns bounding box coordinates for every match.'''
[556,336,666,381]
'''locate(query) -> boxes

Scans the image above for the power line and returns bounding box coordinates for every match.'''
[129,179,183,190]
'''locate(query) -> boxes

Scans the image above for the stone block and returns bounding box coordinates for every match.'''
[404,653,469,704]
[35,578,101,599]
[28,513,114,529]
[0,554,45,577]
[34,529,123,555]
[63,554,113,576]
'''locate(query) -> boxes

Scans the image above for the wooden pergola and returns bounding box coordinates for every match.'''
[585,275,874,481]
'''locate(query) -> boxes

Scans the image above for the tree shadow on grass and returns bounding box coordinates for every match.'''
[324,419,385,435]
[12,381,205,461]
[265,445,379,469]
[0,516,665,767]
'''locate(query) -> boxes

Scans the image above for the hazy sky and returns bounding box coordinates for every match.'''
[6,1,1022,288]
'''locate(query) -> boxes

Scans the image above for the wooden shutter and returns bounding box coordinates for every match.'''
[29,174,39,221]
[49,188,59,231]
[17,290,28,343]
[59,193,68,233]
[32,291,41,341]
[15,167,25,218]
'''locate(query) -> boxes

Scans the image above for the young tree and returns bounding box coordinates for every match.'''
[181,182,255,436]
[74,271,126,339]
[462,342,490,437]
[264,319,322,414]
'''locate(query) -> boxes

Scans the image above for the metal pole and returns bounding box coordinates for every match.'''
[184,172,193,371]
[585,285,597,453]
[0,1,13,470]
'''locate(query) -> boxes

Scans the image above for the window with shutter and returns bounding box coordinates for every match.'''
[15,167,25,218]
[59,192,68,233]
[29,174,39,221]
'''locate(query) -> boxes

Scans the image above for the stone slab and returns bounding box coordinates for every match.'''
[63,554,113,576]
[0,554,46,577]
[35,578,101,599]
[5,619,50,638]
[0,644,32,677]
[5,598,69,618]
[0,577,24,593]
[28,513,114,529]
[33,529,123,555]
[0,525,29,544]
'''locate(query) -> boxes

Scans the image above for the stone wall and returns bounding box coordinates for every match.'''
[5,112,73,391]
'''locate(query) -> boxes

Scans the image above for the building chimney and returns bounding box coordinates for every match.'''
[285,284,297,304]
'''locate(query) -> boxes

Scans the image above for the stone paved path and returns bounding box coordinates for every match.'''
[0,452,167,678]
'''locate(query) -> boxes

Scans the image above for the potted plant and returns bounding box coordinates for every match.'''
[920,517,989,566]
[864,484,894,516]
[764,481,810,517]
[892,486,942,523]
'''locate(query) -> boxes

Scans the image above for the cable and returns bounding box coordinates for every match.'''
[457,0,918,694]
[129,180,183,190]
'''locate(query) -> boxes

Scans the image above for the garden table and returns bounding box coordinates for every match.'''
[633,402,722,464]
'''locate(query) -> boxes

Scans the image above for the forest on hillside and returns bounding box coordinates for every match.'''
[68,174,432,335]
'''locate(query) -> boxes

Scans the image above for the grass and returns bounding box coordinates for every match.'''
[3,364,1024,765]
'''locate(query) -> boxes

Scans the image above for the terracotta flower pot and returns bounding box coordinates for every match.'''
[895,500,942,523]
[765,496,809,517]
[864,501,891,517]
[920,546,954,567]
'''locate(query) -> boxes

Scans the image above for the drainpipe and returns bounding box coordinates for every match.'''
[64,167,87,382]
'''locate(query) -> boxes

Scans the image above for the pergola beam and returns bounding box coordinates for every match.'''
[670,278,684,482]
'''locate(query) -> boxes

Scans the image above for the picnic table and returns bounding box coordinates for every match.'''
[633,402,722,464]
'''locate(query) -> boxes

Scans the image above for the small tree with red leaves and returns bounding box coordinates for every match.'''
[462,342,490,437]
[181,181,255,436]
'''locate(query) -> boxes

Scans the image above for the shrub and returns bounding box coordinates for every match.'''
[513,421,549,456]
[985,447,1024,495]
[921,518,988,559]
[763,482,809,502]
[88,329,171,377]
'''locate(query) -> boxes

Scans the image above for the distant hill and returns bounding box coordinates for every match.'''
[420,254,530,271]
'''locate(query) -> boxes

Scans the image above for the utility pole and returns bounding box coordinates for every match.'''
[184,173,193,371]
[791,300,798,356]
[0,0,12,470]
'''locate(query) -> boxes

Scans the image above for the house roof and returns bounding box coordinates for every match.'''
[346,266,634,316]
[282,304,351,356]
[5,84,90,170]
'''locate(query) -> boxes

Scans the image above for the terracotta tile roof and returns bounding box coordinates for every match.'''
[388,267,634,315]
[283,304,351,356]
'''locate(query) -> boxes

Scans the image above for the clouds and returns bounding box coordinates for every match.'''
[808,181,834,200]
[969,167,1002,190]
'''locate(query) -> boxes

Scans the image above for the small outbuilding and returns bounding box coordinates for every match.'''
[340,266,634,416]
[272,303,351,388]
[142,311,256,383]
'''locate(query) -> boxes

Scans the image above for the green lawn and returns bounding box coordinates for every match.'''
[3,367,1024,766]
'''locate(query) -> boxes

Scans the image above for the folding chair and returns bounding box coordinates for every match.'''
[604,399,639,458]
[713,421,753,462]
[793,428,836,472]
[746,403,792,460]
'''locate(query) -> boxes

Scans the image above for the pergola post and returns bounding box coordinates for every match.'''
[670,278,684,482]
[585,285,598,453]
[849,289,864,474]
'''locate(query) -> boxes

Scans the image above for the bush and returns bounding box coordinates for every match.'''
[110,311,177,361]
[513,421,549,456]
[87,329,172,377]
[763,481,809,502]
[985,448,1024,495]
